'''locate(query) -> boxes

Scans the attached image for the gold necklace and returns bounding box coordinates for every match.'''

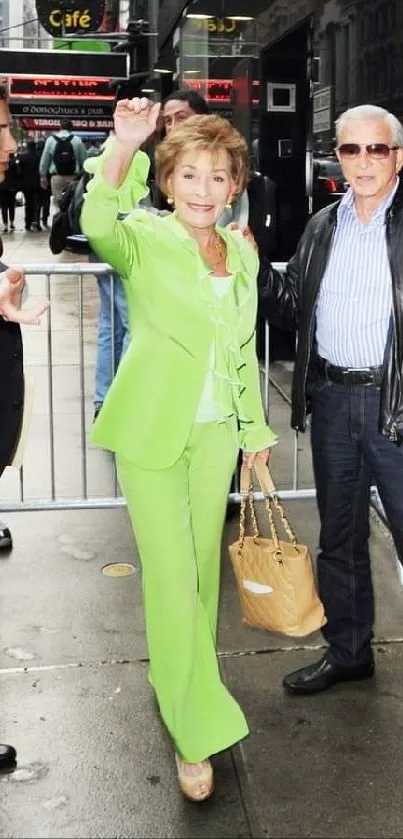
[203,231,226,273]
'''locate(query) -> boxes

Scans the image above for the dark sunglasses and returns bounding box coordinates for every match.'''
[337,143,399,159]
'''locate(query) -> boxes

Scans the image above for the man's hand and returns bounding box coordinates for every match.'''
[0,268,48,325]
[242,447,271,471]
[227,222,257,251]
[40,177,48,190]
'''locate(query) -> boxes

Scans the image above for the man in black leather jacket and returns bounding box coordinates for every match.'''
[259,104,403,695]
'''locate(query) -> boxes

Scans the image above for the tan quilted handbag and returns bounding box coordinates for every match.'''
[228,461,327,637]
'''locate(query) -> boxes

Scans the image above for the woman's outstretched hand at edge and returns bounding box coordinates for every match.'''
[0,268,48,325]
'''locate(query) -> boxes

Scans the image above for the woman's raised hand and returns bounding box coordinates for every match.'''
[114,97,161,148]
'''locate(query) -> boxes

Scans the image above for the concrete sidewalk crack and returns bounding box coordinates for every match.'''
[0,638,401,676]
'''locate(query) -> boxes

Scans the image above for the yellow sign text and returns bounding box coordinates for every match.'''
[49,9,92,30]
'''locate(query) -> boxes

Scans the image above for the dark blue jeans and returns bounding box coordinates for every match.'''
[310,381,403,668]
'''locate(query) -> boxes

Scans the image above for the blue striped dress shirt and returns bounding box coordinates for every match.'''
[316,179,399,367]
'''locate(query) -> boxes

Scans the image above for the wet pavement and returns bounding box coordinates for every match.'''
[1,210,403,838]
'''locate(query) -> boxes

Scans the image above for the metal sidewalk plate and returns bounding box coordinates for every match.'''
[102,562,135,577]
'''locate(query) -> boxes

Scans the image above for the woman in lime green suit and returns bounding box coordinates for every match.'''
[81,98,277,802]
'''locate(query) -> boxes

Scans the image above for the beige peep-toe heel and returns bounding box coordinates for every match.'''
[175,754,214,802]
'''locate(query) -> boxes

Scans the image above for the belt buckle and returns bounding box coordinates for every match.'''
[346,366,374,386]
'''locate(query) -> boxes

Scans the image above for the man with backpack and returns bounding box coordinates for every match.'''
[39,119,87,208]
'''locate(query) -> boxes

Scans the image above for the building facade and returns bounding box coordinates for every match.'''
[6,0,51,49]
[156,0,403,258]
[0,0,9,48]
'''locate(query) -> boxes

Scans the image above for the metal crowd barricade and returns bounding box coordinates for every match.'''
[0,261,316,513]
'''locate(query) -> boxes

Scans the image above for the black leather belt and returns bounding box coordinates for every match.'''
[316,356,383,386]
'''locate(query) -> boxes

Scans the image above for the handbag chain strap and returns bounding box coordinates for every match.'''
[238,474,259,559]
[263,495,281,554]
[263,493,298,550]
[239,462,299,554]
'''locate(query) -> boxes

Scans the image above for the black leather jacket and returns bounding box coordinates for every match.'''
[258,181,403,444]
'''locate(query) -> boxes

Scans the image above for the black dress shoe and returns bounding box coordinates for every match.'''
[283,654,375,695]
[0,522,12,550]
[0,743,17,769]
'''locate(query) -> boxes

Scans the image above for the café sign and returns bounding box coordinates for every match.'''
[35,1,106,36]
[186,17,240,34]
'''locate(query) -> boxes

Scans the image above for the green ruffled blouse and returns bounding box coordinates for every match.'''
[197,268,272,450]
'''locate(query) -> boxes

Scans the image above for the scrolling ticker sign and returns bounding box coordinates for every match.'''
[8,75,116,120]
[35,1,106,37]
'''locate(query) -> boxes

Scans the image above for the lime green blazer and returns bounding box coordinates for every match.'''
[80,153,277,470]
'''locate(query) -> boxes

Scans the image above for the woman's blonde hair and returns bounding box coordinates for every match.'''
[155,114,249,198]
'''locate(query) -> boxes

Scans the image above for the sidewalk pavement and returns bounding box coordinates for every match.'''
[1,214,403,839]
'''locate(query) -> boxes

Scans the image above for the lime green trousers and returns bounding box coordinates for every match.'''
[117,418,249,763]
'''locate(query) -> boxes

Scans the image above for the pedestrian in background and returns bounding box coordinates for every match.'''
[259,104,403,695]
[0,152,19,233]
[82,142,133,422]
[91,256,130,422]
[86,139,100,158]
[81,98,277,802]
[36,139,51,229]
[18,140,41,231]
[39,119,87,208]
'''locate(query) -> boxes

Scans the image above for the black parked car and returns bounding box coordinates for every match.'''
[312,157,348,212]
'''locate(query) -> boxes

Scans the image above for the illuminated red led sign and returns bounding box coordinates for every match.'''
[9,76,114,100]
[184,78,259,105]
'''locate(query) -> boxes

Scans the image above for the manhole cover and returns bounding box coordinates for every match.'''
[102,563,135,577]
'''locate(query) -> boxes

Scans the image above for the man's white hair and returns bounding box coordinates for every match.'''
[335,104,403,147]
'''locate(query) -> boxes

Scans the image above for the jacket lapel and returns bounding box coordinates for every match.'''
[159,214,256,353]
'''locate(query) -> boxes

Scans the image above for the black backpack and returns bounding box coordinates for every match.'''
[52,134,76,176]
[49,170,92,255]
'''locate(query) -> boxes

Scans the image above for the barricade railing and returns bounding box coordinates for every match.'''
[0,260,310,513]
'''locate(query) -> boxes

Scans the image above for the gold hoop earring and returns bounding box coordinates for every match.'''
[167,196,174,206]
